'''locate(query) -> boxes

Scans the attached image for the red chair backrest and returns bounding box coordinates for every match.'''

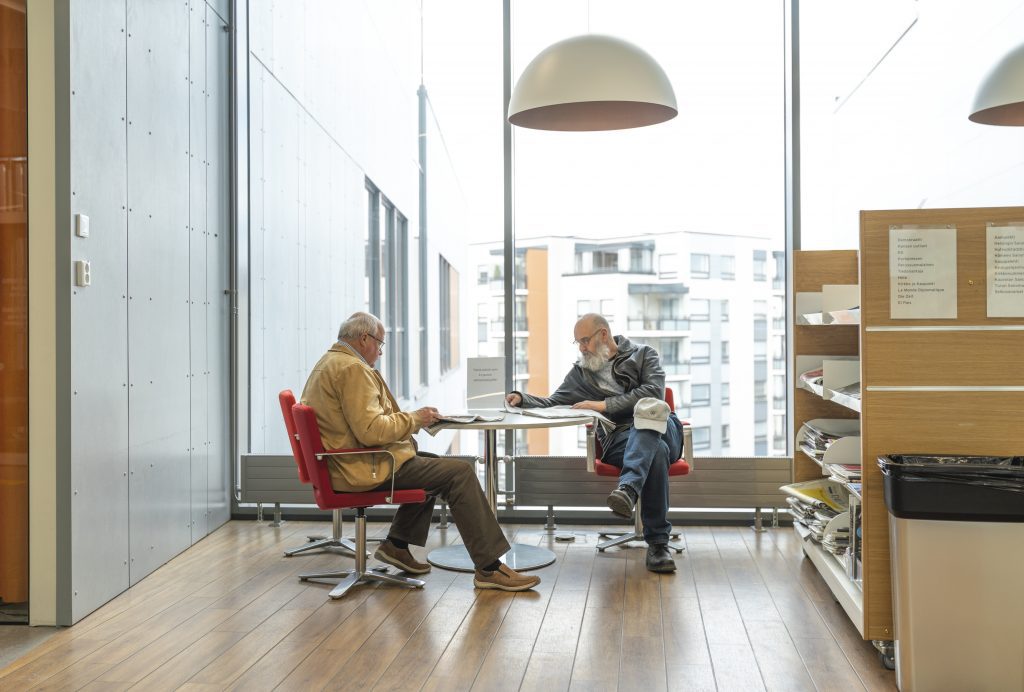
[291,402,335,508]
[593,388,688,470]
[279,390,310,484]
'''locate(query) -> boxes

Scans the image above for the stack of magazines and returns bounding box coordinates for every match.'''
[822,522,850,556]
[781,479,849,544]
[801,420,856,460]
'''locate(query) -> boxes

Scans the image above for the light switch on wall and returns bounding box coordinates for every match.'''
[75,260,91,287]
[75,214,89,238]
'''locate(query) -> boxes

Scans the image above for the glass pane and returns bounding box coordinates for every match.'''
[0,0,28,622]
[513,0,786,458]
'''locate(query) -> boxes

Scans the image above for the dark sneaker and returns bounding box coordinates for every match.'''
[646,544,677,573]
[607,485,638,519]
[473,564,541,592]
[374,541,431,574]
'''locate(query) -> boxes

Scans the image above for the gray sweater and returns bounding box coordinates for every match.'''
[515,335,665,435]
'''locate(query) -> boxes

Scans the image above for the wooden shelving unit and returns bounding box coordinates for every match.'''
[792,250,863,632]
[795,207,1024,649]
[859,205,1024,644]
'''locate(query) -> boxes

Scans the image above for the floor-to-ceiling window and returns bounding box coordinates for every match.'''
[0,0,28,623]
[506,1,788,458]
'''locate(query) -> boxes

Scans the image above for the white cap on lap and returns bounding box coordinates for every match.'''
[633,397,670,434]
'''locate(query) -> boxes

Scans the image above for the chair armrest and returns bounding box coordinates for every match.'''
[680,422,693,470]
[318,448,400,502]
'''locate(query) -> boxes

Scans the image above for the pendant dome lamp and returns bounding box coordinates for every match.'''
[969,42,1024,125]
[508,34,677,131]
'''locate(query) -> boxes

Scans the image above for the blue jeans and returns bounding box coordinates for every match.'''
[599,413,683,545]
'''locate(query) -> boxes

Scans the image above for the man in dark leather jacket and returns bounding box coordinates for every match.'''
[506,313,684,573]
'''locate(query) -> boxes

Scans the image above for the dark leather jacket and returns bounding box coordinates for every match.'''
[515,335,665,431]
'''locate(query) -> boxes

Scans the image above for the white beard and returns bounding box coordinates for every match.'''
[579,342,612,372]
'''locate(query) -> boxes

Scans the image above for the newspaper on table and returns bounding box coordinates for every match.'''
[424,412,505,436]
[505,404,616,435]
[779,478,849,513]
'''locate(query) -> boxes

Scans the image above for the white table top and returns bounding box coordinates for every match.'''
[434,410,594,432]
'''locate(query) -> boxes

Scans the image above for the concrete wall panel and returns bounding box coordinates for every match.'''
[126,0,193,582]
[206,3,231,526]
[67,0,130,623]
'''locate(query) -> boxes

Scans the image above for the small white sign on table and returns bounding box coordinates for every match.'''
[987,224,1024,318]
[889,225,958,319]
[467,357,505,409]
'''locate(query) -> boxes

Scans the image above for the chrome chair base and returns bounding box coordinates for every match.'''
[283,509,380,558]
[298,510,425,599]
[299,568,426,599]
[597,497,684,553]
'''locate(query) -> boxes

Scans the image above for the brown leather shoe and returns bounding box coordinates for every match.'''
[374,541,431,574]
[473,564,540,592]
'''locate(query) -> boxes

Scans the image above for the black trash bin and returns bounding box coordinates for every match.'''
[877,455,1024,692]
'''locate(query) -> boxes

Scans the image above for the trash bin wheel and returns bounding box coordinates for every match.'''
[878,649,895,670]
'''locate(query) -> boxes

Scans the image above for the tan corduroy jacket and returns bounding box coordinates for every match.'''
[300,342,421,491]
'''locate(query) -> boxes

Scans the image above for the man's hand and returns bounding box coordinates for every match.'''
[572,400,607,413]
[414,407,441,426]
[505,392,522,407]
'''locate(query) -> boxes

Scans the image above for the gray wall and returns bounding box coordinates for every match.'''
[62,0,231,624]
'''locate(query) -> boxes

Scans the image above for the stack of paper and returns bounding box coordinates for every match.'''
[780,479,849,513]
[424,412,505,436]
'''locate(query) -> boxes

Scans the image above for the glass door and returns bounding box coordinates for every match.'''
[0,0,29,624]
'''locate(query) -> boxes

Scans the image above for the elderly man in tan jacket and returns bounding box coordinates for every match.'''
[301,311,539,592]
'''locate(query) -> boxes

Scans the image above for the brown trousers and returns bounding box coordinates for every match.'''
[374,455,510,569]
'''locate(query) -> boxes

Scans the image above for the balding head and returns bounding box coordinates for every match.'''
[575,313,610,334]
[573,313,616,368]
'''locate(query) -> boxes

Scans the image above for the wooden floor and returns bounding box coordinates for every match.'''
[0,520,896,691]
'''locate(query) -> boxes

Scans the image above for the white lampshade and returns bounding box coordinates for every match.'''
[969,42,1024,126]
[508,34,677,131]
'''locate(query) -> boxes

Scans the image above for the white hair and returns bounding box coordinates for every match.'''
[338,312,383,341]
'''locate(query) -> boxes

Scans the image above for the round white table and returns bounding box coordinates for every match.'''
[427,410,592,572]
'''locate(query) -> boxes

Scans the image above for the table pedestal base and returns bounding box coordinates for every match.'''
[427,543,555,573]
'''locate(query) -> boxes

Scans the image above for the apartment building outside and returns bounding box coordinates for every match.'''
[470,230,787,459]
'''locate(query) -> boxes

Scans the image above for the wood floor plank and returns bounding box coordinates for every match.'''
[620,634,667,691]
[187,604,317,686]
[317,570,463,692]
[568,606,621,691]
[745,619,817,691]
[708,641,767,692]
[667,664,717,692]
[274,587,410,691]
[662,597,711,668]
[20,595,215,691]
[811,599,898,692]
[370,577,478,691]
[0,636,109,690]
[519,651,574,692]
[792,635,868,692]
[0,524,897,692]
[94,609,238,684]
[469,635,533,692]
[418,590,517,691]
[129,629,249,692]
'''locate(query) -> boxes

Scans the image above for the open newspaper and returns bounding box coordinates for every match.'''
[505,404,616,435]
[424,412,505,436]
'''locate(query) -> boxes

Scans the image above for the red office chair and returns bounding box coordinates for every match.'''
[592,389,693,553]
[291,402,428,598]
[279,390,363,558]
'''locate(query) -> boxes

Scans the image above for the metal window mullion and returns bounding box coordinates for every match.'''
[502,0,514,454]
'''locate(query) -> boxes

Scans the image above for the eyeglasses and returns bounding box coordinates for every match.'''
[572,328,605,347]
[366,333,385,354]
